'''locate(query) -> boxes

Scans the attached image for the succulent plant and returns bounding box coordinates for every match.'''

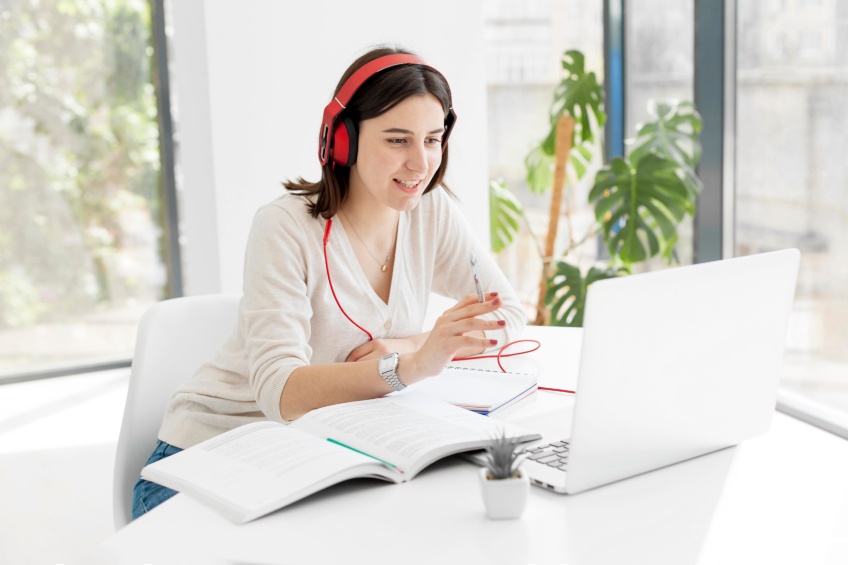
[482,430,525,480]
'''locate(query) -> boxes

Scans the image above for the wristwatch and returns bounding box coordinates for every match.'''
[378,352,406,391]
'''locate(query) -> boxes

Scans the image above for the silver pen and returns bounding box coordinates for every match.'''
[470,254,484,303]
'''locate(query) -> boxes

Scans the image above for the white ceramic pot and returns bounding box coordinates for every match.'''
[479,466,530,519]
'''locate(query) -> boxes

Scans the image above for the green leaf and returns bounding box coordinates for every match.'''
[589,154,694,266]
[627,100,703,201]
[551,50,606,145]
[569,140,594,180]
[545,261,625,327]
[488,179,526,254]
[524,145,555,194]
[527,132,595,195]
[524,49,606,194]
[629,100,702,165]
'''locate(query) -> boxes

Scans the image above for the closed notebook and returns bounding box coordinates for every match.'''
[400,365,537,415]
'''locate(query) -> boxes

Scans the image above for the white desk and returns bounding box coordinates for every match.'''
[101,326,848,565]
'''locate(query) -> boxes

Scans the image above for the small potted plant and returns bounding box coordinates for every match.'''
[479,431,529,519]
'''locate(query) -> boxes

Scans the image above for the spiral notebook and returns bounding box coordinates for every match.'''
[400,365,538,415]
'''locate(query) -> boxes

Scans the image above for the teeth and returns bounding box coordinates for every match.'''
[396,180,419,188]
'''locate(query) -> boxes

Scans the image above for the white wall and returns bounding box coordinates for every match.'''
[171,0,490,295]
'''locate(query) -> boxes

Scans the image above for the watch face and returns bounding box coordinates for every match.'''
[380,353,397,374]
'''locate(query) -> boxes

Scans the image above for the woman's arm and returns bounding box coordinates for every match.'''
[429,190,527,344]
[345,291,502,362]
[280,294,505,421]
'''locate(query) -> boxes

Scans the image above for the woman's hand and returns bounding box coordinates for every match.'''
[402,292,505,383]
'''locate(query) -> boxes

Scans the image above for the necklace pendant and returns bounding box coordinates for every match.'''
[381,264,388,273]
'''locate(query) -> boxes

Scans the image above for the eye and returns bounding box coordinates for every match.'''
[387,138,406,145]
[426,137,442,145]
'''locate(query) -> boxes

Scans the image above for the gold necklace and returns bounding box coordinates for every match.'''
[340,210,399,273]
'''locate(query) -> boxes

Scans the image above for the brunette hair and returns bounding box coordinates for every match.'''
[284,46,454,218]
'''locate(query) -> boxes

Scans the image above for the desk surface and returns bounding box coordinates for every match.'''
[101,326,848,565]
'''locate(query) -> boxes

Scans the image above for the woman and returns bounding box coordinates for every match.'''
[131,46,526,519]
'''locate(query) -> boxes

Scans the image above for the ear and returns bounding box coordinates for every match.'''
[332,116,358,167]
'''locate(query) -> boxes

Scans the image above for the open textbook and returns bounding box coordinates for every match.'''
[141,394,540,524]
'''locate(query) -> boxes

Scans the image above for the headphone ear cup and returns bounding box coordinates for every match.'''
[331,116,359,167]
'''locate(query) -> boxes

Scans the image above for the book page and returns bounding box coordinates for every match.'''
[141,421,395,523]
[292,395,538,477]
[199,422,347,479]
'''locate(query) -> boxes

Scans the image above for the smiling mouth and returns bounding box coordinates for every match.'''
[395,179,423,190]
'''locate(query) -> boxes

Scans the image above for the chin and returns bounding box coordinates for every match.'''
[395,194,423,212]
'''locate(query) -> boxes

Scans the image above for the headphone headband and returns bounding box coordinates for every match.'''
[318,54,457,167]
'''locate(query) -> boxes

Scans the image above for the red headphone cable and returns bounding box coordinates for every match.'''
[323,218,374,341]
[454,338,574,395]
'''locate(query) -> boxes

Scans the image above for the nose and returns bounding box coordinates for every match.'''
[406,141,429,174]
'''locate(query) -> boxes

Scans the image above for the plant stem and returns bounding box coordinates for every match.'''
[535,115,575,325]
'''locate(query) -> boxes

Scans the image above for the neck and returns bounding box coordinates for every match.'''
[340,199,398,239]
[338,204,399,275]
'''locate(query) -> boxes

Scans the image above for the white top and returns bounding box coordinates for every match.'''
[158,189,526,448]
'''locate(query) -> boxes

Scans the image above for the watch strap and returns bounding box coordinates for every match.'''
[379,352,406,391]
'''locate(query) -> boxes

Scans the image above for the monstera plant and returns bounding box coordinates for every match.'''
[490,50,703,327]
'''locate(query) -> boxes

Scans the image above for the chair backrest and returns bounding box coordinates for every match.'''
[113,294,240,529]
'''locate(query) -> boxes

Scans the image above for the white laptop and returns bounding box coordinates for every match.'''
[483,249,800,494]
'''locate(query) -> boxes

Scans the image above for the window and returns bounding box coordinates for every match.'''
[625,0,694,266]
[486,0,848,433]
[0,0,178,381]
[484,0,604,319]
[736,0,848,413]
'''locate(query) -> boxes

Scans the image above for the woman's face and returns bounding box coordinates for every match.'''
[348,93,446,213]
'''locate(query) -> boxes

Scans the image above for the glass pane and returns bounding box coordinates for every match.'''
[625,0,695,267]
[736,0,848,411]
[484,0,604,321]
[625,0,694,138]
[0,0,170,379]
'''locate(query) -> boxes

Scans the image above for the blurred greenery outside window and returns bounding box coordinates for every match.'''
[625,0,694,266]
[486,0,848,418]
[0,0,176,381]
[484,0,605,321]
[484,0,694,315]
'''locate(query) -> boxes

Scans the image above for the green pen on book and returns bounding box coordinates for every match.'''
[327,438,398,469]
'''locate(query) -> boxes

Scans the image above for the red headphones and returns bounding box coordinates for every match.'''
[317,53,458,167]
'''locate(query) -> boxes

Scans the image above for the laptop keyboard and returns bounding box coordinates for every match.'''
[521,440,570,471]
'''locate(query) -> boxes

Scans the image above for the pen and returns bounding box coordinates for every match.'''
[471,254,484,303]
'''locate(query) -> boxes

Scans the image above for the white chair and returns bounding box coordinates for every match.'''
[113,294,240,530]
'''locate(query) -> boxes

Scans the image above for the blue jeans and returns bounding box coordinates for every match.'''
[131,439,183,520]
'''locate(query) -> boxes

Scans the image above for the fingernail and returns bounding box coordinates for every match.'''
[497,320,506,326]
[489,291,499,297]
[489,339,498,345]
[492,298,501,306]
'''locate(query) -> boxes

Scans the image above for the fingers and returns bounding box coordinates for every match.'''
[413,305,506,377]
[347,338,408,362]
[346,341,376,362]
[439,294,503,324]
[441,294,477,314]
[451,334,499,350]
[439,317,504,337]
[442,291,500,314]
[432,318,506,347]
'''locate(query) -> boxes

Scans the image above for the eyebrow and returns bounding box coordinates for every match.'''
[381,127,446,135]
